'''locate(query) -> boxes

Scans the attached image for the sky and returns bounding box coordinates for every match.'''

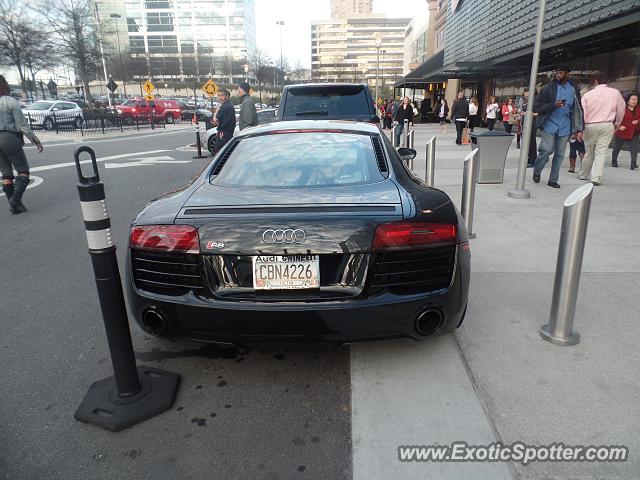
[255,0,425,70]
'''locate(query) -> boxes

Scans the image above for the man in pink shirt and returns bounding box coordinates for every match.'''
[578,72,626,185]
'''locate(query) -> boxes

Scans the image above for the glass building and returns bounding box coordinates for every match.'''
[98,0,256,82]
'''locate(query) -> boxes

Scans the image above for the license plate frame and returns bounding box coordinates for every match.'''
[252,255,320,290]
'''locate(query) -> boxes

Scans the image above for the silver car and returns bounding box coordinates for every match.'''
[22,100,84,130]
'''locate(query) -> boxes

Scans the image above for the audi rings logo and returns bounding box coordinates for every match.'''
[262,229,306,244]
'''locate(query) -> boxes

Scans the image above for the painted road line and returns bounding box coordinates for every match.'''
[351,336,512,480]
[104,156,192,169]
[30,150,172,173]
[24,128,193,148]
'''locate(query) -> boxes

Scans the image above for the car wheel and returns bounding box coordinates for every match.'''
[207,135,217,155]
[42,117,53,130]
[73,117,83,129]
[165,115,175,124]
[124,116,133,126]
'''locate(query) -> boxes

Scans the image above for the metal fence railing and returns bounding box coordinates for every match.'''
[24,110,195,136]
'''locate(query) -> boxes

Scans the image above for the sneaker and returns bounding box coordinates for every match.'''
[533,173,540,183]
[592,180,601,186]
[612,162,618,168]
[547,181,561,188]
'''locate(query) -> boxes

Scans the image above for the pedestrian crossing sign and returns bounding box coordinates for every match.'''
[202,79,218,97]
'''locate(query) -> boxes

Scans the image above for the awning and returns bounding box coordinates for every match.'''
[394,50,446,88]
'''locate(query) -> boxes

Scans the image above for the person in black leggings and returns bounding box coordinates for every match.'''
[0,75,43,214]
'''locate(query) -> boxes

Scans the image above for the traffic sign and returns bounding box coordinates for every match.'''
[107,79,118,93]
[144,94,154,101]
[143,80,155,95]
[202,79,218,97]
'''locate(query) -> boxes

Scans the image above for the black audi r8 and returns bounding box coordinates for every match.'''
[126,120,470,343]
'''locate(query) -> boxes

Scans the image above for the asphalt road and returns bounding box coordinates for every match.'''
[0,130,351,479]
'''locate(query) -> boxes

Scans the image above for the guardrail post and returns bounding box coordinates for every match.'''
[27,113,33,131]
[53,111,59,135]
[135,115,139,132]
[101,116,105,134]
[119,115,124,133]
[425,135,436,187]
[79,115,84,137]
[193,126,206,159]
[461,148,479,239]
[72,146,180,431]
[151,111,155,130]
[539,183,594,346]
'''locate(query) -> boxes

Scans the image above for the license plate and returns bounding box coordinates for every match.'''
[252,255,320,290]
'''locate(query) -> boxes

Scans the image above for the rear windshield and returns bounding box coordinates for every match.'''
[212,132,384,188]
[282,85,371,118]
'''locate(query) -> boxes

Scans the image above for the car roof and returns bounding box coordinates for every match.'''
[284,83,367,89]
[234,120,380,138]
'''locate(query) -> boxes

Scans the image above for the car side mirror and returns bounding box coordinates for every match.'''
[397,148,417,161]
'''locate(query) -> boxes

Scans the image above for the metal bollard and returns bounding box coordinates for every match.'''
[460,148,479,239]
[193,126,206,159]
[425,136,436,186]
[408,129,415,150]
[403,119,409,148]
[539,183,594,346]
[73,146,180,431]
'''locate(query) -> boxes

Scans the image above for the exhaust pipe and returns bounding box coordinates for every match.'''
[415,309,444,336]
[141,309,168,336]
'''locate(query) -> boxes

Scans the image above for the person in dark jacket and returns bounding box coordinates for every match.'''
[611,93,639,170]
[393,96,414,147]
[450,92,469,145]
[532,66,584,188]
[236,82,257,131]
[212,89,236,153]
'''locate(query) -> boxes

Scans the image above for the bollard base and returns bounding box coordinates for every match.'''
[507,189,531,199]
[468,233,476,239]
[539,324,580,346]
[74,366,180,432]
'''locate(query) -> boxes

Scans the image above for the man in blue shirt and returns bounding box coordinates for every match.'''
[532,66,584,188]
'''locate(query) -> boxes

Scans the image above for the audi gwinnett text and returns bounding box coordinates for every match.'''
[126,120,470,343]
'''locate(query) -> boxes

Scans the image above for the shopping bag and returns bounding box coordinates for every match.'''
[462,125,471,144]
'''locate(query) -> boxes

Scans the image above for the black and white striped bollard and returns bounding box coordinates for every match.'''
[73,146,180,432]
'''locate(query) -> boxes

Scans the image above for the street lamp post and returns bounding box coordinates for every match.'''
[243,63,249,82]
[374,36,382,106]
[380,49,386,96]
[276,21,285,87]
[110,13,127,98]
[93,3,112,107]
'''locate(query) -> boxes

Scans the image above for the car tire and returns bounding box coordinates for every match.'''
[207,135,217,155]
[165,115,175,124]
[73,117,83,129]
[124,116,133,126]
[42,117,53,130]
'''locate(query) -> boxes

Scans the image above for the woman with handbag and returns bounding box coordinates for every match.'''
[0,75,43,214]
[501,97,516,134]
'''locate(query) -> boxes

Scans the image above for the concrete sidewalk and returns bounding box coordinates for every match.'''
[403,123,639,479]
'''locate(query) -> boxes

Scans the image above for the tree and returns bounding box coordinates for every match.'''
[250,49,272,104]
[0,0,37,99]
[38,0,100,106]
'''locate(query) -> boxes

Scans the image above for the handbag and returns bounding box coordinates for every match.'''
[508,113,521,125]
[462,123,471,144]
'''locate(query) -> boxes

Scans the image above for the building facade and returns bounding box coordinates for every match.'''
[96,0,256,83]
[311,15,410,95]
[330,0,373,19]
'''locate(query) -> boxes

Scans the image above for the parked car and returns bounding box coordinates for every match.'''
[180,109,213,122]
[276,83,379,124]
[125,120,470,343]
[22,100,84,130]
[115,98,182,124]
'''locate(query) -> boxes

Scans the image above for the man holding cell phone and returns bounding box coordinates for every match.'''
[531,66,585,188]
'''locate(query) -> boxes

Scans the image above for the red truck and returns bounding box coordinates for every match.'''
[115,98,182,124]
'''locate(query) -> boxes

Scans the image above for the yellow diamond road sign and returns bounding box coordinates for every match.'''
[202,79,218,97]
[144,94,154,101]
[143,80,155,95]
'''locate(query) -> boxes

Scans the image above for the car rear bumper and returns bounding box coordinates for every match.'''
[126,253,469,344]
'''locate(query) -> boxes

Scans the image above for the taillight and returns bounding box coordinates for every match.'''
[129,225,200,254]
[372,222,457,251]
[132,108,136,112]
